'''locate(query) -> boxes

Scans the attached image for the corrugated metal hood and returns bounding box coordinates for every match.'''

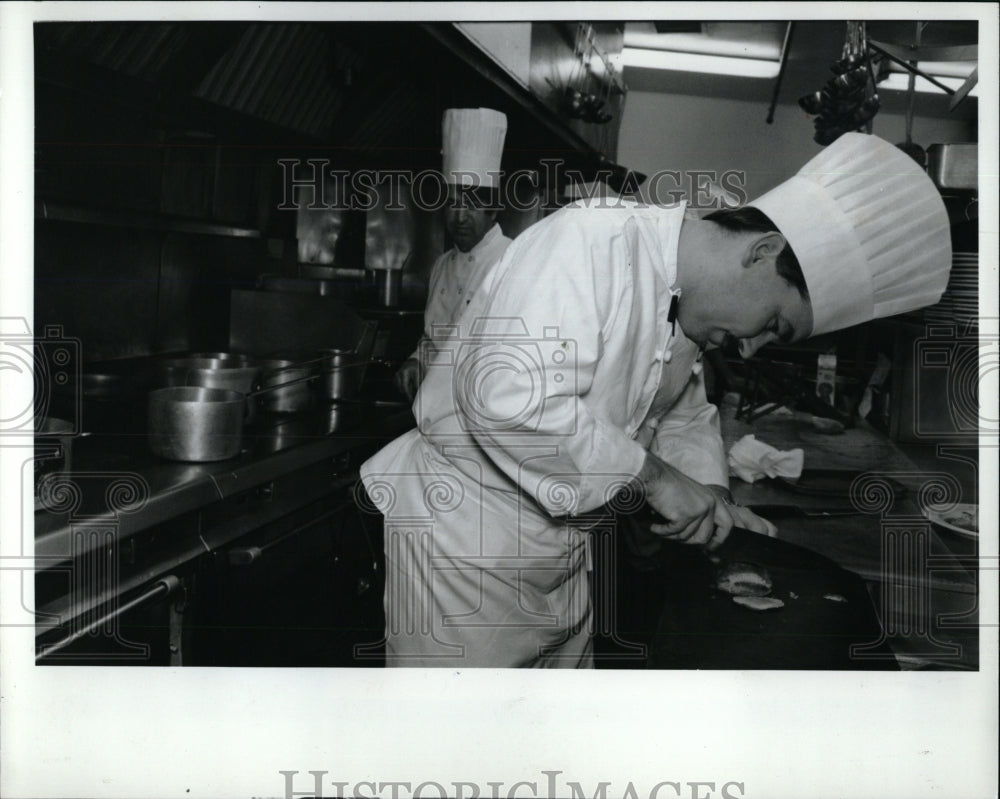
[36,21,431,157]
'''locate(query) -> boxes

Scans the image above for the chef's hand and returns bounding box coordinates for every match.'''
[705,485,778,538]
[638,453,734,551]
[393,358,422,402]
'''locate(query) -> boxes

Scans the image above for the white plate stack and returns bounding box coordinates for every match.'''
[924,251,978,325]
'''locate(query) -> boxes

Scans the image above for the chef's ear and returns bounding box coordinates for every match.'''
[742,231,786,268]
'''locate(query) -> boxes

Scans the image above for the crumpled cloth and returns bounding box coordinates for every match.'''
[727,434,804,483]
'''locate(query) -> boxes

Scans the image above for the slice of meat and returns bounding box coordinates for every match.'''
[716,561,773,597]
[732,595,786,611]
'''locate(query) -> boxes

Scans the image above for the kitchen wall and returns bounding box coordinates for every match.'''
[618,90,975,202]
[34,219,275,362]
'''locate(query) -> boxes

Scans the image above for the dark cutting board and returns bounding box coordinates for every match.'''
[648,527,898,670]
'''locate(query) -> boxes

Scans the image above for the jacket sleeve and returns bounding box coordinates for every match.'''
[452,212,647,517]
[650,366,729,488]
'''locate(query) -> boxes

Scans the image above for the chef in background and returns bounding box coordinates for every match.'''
[394,108,513,400]
[363,133,952,667]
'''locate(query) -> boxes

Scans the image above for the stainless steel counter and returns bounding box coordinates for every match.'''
[33,400,414,662]
[34,402,414,564]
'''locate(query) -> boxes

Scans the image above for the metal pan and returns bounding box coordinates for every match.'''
[148,386,245,462]
[254,359,316,413]
[158,357,263,423]
[317,348,368,401]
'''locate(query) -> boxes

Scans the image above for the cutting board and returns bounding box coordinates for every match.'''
[648,527,899,670]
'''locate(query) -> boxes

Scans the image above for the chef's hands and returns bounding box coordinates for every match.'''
[724,504,778,537]
[638,453,733,551]
[394,357,423,402]
[705,485,778,538]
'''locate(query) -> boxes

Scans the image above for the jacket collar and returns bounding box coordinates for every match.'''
[456,223,503,259]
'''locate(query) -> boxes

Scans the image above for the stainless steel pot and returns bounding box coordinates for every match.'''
[148,386,244,462]
[159,358,260,390]
[158,357,262,422]
[188,352,256,365]
[319,348,366,401]
[257,359,315,413]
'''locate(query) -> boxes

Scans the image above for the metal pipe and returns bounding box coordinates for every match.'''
[766,22,796,124]
[37,575,181,660]
[868,42,956,95]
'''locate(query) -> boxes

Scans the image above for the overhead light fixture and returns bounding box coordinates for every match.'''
[621,47,780,79]
[879,71,979,97]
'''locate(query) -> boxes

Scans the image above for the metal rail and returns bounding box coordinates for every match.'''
[37,575,181,660]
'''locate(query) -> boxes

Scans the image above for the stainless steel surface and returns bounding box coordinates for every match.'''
[74,368,150,399]
[365,175,416,305]
[148,386,245,461]
[299,264,366,280]
[229,289,374,356]
[375,268,402,307]
[34,401,417,567]
[37,200,263,238]
[927,143,977,190]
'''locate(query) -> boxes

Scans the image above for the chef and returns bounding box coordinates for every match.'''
[394,108,513,401]
[361,132,951,668]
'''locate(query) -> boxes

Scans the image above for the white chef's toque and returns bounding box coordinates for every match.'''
[442,108,508,189]
[750,132,952,336]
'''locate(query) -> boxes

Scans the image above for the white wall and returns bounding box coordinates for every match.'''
[618,90,974,204]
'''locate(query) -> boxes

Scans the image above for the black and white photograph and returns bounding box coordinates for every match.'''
[1,2,997,797]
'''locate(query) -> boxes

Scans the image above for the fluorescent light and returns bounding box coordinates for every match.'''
[879,72,978,98]
[621,47,780,79]
[622,29,783,61]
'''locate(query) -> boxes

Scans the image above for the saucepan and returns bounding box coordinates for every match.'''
[317,348,368,401]
[147,366,322,462]
[255,358,316,413]
[148,386,246,462]
[159,357,263,422]
[158,355,322,419]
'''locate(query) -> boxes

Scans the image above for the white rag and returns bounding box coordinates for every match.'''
[727,434,804,483]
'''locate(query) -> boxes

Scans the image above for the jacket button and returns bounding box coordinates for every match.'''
[663,349,672,363]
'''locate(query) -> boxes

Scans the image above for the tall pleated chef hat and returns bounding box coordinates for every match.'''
[442,108,507,189]
[750,132,952,337]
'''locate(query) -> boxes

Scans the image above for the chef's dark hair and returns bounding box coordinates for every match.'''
[704,206,809,299]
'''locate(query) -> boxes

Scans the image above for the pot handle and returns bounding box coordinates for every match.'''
[245,371,319,399]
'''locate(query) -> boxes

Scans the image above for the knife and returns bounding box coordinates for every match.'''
[746,503,863,518]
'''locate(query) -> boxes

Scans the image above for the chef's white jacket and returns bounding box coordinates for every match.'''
[362,201,728,667]
[408,223,512,362]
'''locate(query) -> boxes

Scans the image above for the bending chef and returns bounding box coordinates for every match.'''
[362,132,952,668]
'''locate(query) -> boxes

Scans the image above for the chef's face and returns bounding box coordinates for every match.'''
[445,187,497,253]
[683,234,814,357]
